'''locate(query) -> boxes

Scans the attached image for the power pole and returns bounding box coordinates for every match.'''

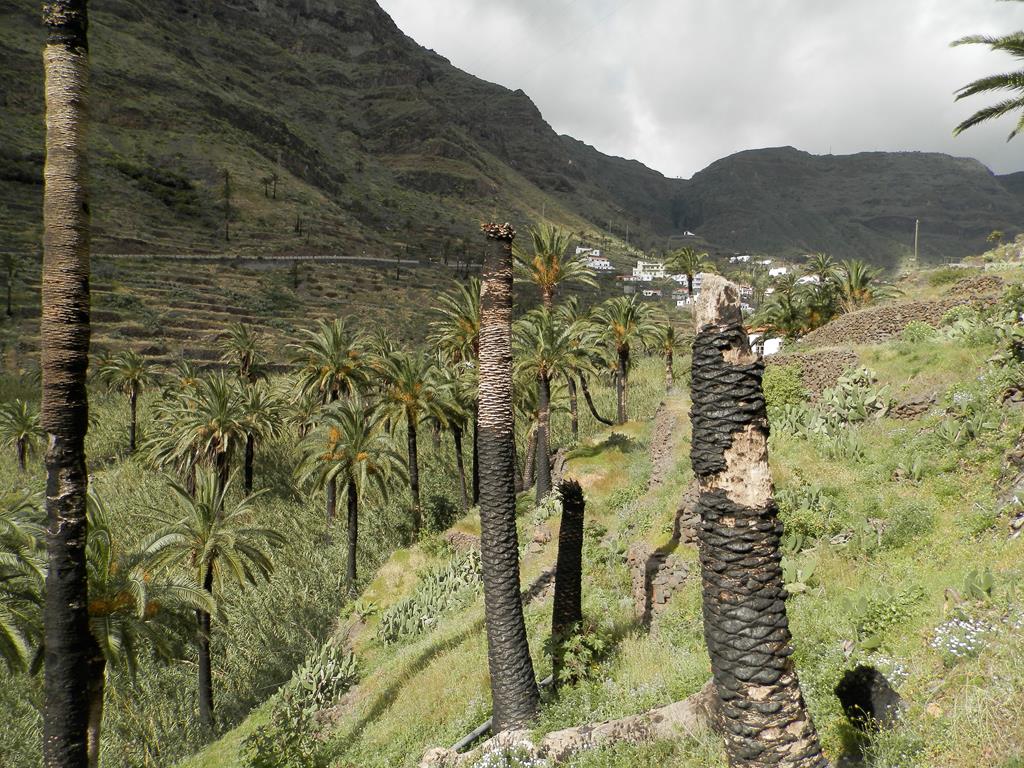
[914,219,920,264]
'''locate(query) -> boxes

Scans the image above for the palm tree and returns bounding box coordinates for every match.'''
[0,492,45,673]
[97,350,156,453]
[805,252,838,284]
[513,308,586,501]
[592,296,659,424]
[0,399,43,471]
[290,318,368,404]
[377,351,447,536]
[41,2,93,761]
[834,259,896,313]
[238,382,285,495]
[84,489,213,768]
[668,246,714,299]
[653,323,686,390]
[953,12,1024,140]
[218,322,268,383]
[477,223,539,732]
[170,373,246,494]
[689,275,828,765]
[145,471,282,730]
[296,400,405,589]
[513,224,597,308]
[432,360,476,513]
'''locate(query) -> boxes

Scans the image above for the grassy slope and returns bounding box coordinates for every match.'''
[182,275,1024,768]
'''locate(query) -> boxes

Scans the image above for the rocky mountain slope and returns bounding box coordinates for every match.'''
[1,0,1022,265]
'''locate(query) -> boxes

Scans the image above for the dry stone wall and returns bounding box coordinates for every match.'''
[765,349,859,395]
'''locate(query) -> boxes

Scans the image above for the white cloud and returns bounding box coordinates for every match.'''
[378,0,1024,177]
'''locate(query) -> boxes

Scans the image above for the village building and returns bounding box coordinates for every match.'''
[631,260,667,282]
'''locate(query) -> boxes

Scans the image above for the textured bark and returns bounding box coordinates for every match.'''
[690,276,828,768]
[472,408,480,505]
[41,3,92,766]
[522,426,538,491]
[408,419,422,536]
[579,375,613,426]
[665,349,674,390]
[534,373,552,502]
[85,648,105,768]
[346,479,358,592]
[566,374,579,444]
[17,437,27,472]
[243,432,255,495]
[453,425,469,514]
[615,346,629,424]
[197,568,215,730]
[551,479,585,685]
[326,476,337,525]
[477,224,539,732]
[128,387,137,453]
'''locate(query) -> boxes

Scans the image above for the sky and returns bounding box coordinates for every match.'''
[376,0,1024,179]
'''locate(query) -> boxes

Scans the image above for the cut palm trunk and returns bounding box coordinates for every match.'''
[41,2,93,765]
[551,479,585,686]
[477,223,540,732]
[534,373,552,502]
[689,275,828,768]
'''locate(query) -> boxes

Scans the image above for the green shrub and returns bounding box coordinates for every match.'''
[880,502,936,550]
[763,364,808,412]
[777,485,840,540]
[900,320,937,343]
[855,586,924,649]
[928,268,966,286]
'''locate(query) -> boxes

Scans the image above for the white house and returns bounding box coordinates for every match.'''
[749,333,783,356]
[729,254,752,264]
[575,246,599,257]
[797,275,820,285]
[641,289,663,298]
[769,266,790,278]
[632,260,667,282]
[583,256,614,271]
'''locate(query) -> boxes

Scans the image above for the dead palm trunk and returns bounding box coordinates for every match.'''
[551,479,585,686]
[346,478,358,592]
[197,567,215,730]
[41,3,92,765]
[85,644,105,768]
[407,417,422,536]
[579,374,613,426]
[477,223,539,733]
[566,374,579,443]
[615,345,629,424]
[535,372,552,502]
[690,276,828,768]
[453,424,469,513]
[17,437,27,472]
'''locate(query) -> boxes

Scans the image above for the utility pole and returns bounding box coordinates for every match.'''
[914,219,920,264]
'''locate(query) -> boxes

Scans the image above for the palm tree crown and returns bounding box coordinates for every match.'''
[0,492,45,672]
[513,224,596,308]
[430,278,481,363]
[219,322,268,383]
[290,318,368,404]
[0,399,43,472]
[953,13,1024,140]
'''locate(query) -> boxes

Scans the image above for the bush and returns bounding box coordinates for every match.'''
[763,364,808,412]
[928,268,965,286]
[880,502,936,550]
[900,320,936,344]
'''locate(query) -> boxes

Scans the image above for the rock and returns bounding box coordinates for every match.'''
[444,530,480,552]
[627,542,691,625]
[835,665,906,731]
[890,392,937,420]
[673,481,701,544]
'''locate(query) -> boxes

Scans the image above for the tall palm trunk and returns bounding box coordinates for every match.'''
[690,276,828,768]
[615,345,629,424]
[453,424,469,513]
[243,432,255,495]
[326,478,337,526]
[566,374,579,443]
[41,3,92,765]
[407,417,422,536]
[197,567,215,730]
[477,224,539,732]
[472,407,480,505]
[346,478,358,592]
[522,425,538,490]
[665,348,674,390]
[215,449,229,498]
[551,479,585,686]
[17,436,27,472]
[579,374,613,426]
[534,372,552,502]
[85,644,105,768]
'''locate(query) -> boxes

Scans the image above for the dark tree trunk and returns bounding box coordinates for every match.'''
[407,418,422,536]
[346,479,358,593]
[196,568,215,731]
[665,349,674,390]
[477,224,540,733]
[326,477,337,526]
[551,479,585,686]
[128,388,137,453]
[522,426,537,491]
[243,432,255,495]
[453,425,469,513]
[579,375,613,426]
[215,449,229,498]
[687,273,694,300]
[689,277,828,768]
[566,374,579,444]
[41,3,92,765]
[472,407,480,505]
[615,346,629,424]
[85,645,105,768]
[17,436,26,472]
[535,373,552,502]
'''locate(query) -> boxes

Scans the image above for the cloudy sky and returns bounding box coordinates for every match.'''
[377,0,1024,179]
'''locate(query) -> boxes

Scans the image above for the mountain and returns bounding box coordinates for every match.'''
[0,0,1021,266]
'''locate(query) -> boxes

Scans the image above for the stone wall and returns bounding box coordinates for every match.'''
[765,349,860,395]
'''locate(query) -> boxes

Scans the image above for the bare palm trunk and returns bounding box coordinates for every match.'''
[453,425,469,513]
[326,477,337,526]
[243,432,255,495]
[566,374,579,443]
[346,478,358,593]
[472,407,480,505]
[616,346,629,424]
[215,449,229,498]
[551,479,585,686]
[41,3,92,765]
[535,373,552,502]
[478,223,539,732]
[85,647,105,768]
[407,418,422,536]
[17,436,27,472]
[197,568,215,731]
[542,286,554,310]
[665,349,674,390]
[690,276,828,768]
[579,375,613,426]
[128,388,137,453]
[522,425,538,490]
